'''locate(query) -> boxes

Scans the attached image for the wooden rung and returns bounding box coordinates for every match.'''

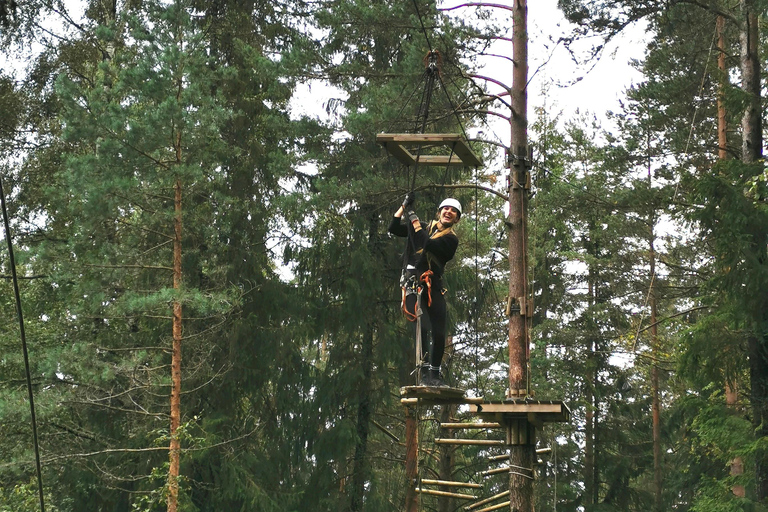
[487,454,509,462]
[420,479,482,489]
[401,397,484,406]
[416,488,476,500]
[441,422,502,429]
[434,439,505,446]
[481,466,510,477]
[465,490,510,510]
[472,501,511,512]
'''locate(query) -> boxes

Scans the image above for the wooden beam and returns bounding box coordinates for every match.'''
[420,479,483,489]
[415,488,476,500]
[434,438,505,446]
[471,501,511,512]
[472,400,570,422]
[401,397,485,406]
[481,466,510,477]
[465,490,510,510]
[440,422,502,429]
[376,133,483,168]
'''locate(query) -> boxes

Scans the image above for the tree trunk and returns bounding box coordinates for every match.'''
[716,14,727,160]
[168,178,183,512]
[507,0,529,399]
[507,1,535,510]
[584,280,596,509]
[438,405,455,512]
[726,383,746,497]
[350,214,379,511]
[349,327,373,512]
[718,14,746,497]
[650,236,662,512]
[740,0,760,162]
[740,0,767,502]
[404,408,419,512]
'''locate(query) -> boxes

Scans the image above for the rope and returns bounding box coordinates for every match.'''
[420,269,434,307]
[411,0,435,53]
[474,165,480,395]
[0,175,46,512]
[673,18,718,201]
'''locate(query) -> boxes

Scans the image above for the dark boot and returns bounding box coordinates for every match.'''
[418,364,432,386]
[429,366,448,387]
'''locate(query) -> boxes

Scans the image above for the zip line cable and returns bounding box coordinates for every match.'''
[0,175,46,512]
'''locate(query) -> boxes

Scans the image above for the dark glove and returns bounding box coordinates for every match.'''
[407,210,419,223]
[402,193,415,209]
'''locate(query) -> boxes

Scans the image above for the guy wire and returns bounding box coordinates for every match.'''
[0,174,46,512]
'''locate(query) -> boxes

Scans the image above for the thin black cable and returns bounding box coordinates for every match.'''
[435,70,471,141]
[385,69,431,135]
[0,176,45,512]
[411,0,434,53]
[474,165,480,395]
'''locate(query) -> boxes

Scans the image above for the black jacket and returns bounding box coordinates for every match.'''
[388,215,458,281]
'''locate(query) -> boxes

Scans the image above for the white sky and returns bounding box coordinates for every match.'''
[526,0,647,120]
[290,1,648,147]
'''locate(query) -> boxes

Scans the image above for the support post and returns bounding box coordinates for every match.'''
[405,407,419,512]
[507,1,536,510]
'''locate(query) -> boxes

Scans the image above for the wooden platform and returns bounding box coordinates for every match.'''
[472,399,570,424]
[400,385,470,404]
[376,133,482,168]
[400,390,570,424]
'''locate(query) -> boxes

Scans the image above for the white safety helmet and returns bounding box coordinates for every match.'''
[438,198,462,217]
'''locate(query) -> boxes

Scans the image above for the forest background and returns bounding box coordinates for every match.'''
[0,0,767,511]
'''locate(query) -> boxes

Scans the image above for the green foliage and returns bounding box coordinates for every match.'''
[0,480,60,512]
[3,0,768,510]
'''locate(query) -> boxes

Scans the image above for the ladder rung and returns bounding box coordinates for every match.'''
[472,500,511,512]
[420,479,482,489]
[441,422,502,429]
[434,438,505,446]
[487,447,549,462]
[416,488,476,500]
[481,466,510,477]
[465,490,510,510]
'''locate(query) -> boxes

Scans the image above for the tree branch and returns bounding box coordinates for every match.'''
[439,2,516,14]
[440,183,509,202]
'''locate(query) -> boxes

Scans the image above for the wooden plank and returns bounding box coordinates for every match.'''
[412,155,469,166]
[472,501,511,512]
[465,490,510,510]
[481,466,510,477]
[452,142,483,168]
[377,133,465,143]
[440,422,502,429]
[472,400,570,422]
[434,438,505,446]
[420,479,483,489]
[415,488,476,500]
[400,385,466,401]
[376,133,482,168]
[383,142,417,166]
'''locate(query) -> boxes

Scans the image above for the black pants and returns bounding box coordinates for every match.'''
[405,283,446,368]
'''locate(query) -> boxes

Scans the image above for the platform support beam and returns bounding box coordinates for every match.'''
[508,421,536,511]
[405,406,419,512]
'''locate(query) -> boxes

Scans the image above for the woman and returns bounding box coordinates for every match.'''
[389,195,461,387]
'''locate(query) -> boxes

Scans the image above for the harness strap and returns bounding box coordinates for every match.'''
[420,270,434,307]
[401,286,419,322]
